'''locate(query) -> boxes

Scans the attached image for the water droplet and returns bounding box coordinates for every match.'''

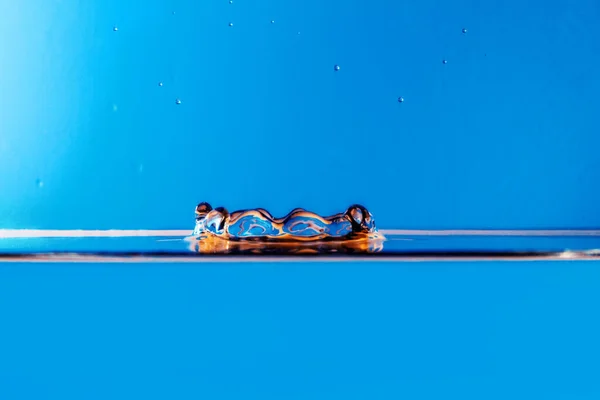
[113,26,118,32]
[36,179,44,188]
[334,64,340,71]
[229,22,233,27]
[158,82,163,87]
[194,203,377,243]
[462,28,467,34]
[442,59,448,64]
[175,99,182,105]
[397,96,404,103]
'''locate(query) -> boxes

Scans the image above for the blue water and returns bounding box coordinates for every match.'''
[2,0,600,398]
[1,261,599,399]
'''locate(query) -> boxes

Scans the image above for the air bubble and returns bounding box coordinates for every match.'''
[442,59,448,64]
[462,28,467,33]
[334,64,340,71]
[175,99,182,105]
[113,26,118,32]
[229,22,233,27]
[397,96,404,103]
[271,20,275,24]
[158,82,163,87]
[36,179,44,188]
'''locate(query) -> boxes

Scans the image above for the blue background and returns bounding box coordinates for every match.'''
[2,1,600,399]
[1,0,599,230]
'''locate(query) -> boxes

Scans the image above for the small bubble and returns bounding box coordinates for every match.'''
[112,104,118,112]
[229,0,233,3]
[113,26,118,32]
[158,82,163,87]
[138,164,144,173]
[175,99,182,105]
[271,20,275,24]
[397,96,404,103]
[333,64,340,71]
[442,59,448,64]
[229,22,233,27]
[462,28,467,34]
[36,179,44,188]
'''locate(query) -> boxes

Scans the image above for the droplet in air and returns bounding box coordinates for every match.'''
[397,96,404,103]
[334,64,340,71]
[158,82,163,87]
[462,28,467,34]
[36,179,44,188]
[113,26,118,32]
[442,59,448,64]
[175,99,182,105]
[229,22,233,27]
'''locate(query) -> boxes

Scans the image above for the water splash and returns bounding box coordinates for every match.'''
[190,202,384,254]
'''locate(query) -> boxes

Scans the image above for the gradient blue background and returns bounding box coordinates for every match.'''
[1,1,600,399]
[1,0,599,230]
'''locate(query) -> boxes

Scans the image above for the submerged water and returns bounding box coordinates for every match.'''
[1,258,598,399]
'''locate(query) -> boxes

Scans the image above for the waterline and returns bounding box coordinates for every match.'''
[1,229,600,239]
